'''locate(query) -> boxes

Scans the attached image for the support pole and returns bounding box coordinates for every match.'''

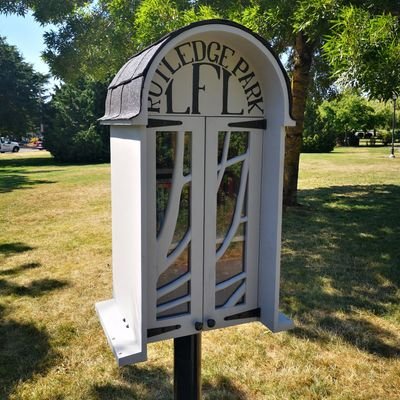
[174,334,201,400]
[391,95,397,158]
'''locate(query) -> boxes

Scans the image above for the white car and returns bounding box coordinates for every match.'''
[0,137,20,153]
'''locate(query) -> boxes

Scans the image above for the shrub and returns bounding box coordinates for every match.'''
[44,79,109,163]
[71,125,108,163]
[376,130,392,145]
[302,131,336,153]
[302,100,336,153]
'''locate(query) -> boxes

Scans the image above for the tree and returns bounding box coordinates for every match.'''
[0,1,390,195]
[318,91,376,144]
[45,79,109,163]
[237,0,400,204]
[36,0,327,204]
[0,0,88,23]
[324,6,400,101]
[239,0,338,205]
[5,0,398,202]
[42,1,139,81]
[302,101,336,153]
[41,0,222,81]
[369,99,394,132]
[303,90,396,150]
[0,36,47,137]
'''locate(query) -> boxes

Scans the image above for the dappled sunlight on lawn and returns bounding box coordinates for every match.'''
[281,184,400,358]
[0,149,399,399]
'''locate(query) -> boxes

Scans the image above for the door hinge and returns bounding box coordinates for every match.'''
[228,119,266,130]
[147,119,183,128]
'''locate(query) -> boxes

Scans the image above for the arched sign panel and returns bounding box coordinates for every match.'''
[147,39,264,116]
[97,20,295,366]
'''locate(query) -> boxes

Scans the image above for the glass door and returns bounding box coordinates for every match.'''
[147,117,205,339]
[203,117,263,329]
[147,116,264,339]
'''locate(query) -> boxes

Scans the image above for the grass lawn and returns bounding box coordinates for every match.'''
[0,147,399,399]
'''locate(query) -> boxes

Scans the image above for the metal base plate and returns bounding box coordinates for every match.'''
[95,299,146,366]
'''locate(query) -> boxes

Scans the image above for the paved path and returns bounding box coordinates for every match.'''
[19,147,44,152]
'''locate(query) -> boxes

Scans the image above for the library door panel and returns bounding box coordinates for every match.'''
[203,117,262,329]
[148,117,263,339]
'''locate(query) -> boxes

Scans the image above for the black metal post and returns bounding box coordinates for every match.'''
[174,334,201,400]
[391,95,397,158]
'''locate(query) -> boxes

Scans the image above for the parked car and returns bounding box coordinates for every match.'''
[0,137,19,153]
[36,140,45,150]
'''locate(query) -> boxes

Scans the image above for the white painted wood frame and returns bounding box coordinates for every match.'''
[96,20,296,366]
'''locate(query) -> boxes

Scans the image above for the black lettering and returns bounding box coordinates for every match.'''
[148,97,161,113]
[248,97,264,113]
[222,69,243,115]
[207,42,220,64]
[149,80,163,97]
[174,42,193,66]
[165,79,190,114]
[192,62,221,115]
[192,40,206,62]
[162,56,182,75]
[218,45,235,69]
[231,57,249,76]
[245,82,262,101]
[238,72,256,90]
[155,68,170,83]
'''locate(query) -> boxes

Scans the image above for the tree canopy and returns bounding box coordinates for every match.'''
[44,79,109,163]
[41,0,225,82]
[324,6,400,100]
[303,89,396,151]
[0,36,47,137]
[0,0,87,23]
[2,0,400,202]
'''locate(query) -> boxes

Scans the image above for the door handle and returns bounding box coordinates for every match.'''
[207,319,216,328]
[194,321,203,331]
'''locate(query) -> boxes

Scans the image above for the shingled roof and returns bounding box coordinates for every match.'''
[99,19,293,124]
[99,38,168,122]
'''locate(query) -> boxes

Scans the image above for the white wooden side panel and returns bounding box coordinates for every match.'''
[258,123,294,332]
[96,125,147,363]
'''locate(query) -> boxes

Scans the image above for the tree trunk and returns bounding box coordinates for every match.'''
[283,32,314,206]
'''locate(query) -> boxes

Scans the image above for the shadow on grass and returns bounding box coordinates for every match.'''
[91,365,246,400]
[0,318,57,399]
[203,375,247,400]
[0,156,64,193]
[0,299,59,399]
[92,365,172,400]
[0,262,41,277]
[282,184,400,358]
[0,277,69,297]
[0,173,57,193]
[0,154,109,192]
[0,258,69,397]
[0,240,70,396]
[0,155,108,169]
[0,242,34,257]
[0,156,55,168]
[294,315,400,358]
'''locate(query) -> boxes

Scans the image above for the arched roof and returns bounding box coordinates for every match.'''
[100,19,293,124]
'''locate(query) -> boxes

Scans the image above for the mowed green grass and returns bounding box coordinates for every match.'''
[0,147,399,400]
